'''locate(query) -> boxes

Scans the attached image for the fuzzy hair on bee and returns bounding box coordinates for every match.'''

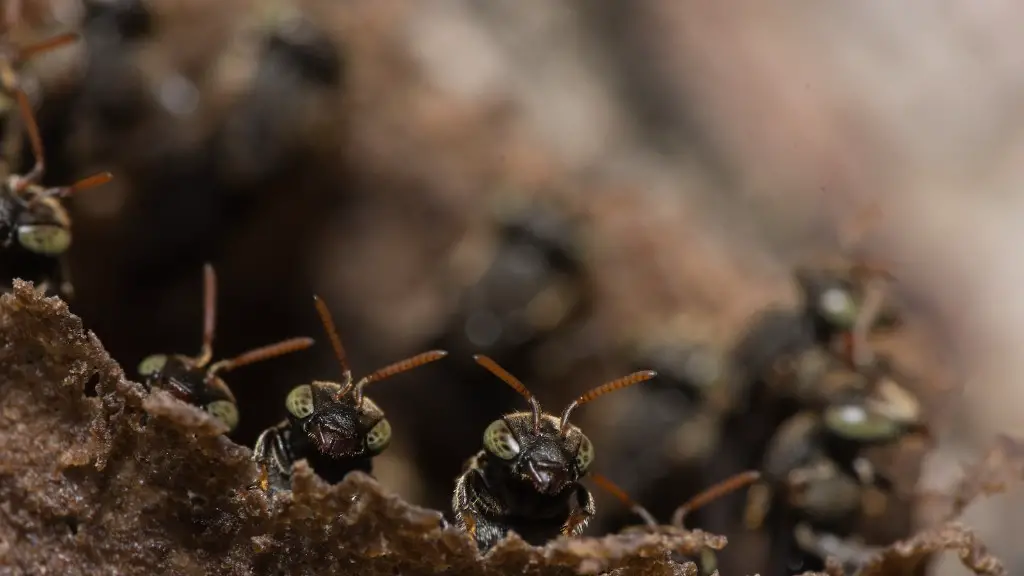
[252,294,448,493]
[0,30,113,299]
[452,355,657,551]
[137,263,315,433]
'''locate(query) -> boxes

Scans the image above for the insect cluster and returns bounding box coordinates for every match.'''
[0,12,936,574]
[0,26,112,300]
[744,261,929,574]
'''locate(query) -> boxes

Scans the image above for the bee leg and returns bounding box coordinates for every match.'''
[58,256,74,300]
[452,470,477,539]
[34,279,53,296]
[250,429,273,491]
[793,522,878,571]
[251,423,290,492]
[561,484,595,536]
[744,480,772,530]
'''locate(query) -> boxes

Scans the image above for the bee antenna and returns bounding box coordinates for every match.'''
[196,263,217,367]
[354,350,448,406]
[11,88,44,191]
[207,337,315,377]
[560,370,657,434]
[473,355,542,433]
[591,473,658,528]
[46,171,114,199]
[671,470,761,529]
[312,295,354,394]
[15,32,80,62]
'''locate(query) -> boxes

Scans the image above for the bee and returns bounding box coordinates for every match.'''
[252,295,447,492]
[594,471,761,576]
[745,357,927,572]
[591,327,739,537]
[793,261,900,366]
[452,355,656,551]
[442,196,589,359]
[1,31,113,299]
[137,264,315,433]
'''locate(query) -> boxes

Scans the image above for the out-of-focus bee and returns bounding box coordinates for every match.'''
[138,264,315,433]
[735,204,901,404]
[408,195,594,512]
[594,318,741,536]
[442,195,591,362]
[595,471,762,575]
[452,355,656,551]
[746,354,928,573]
[252,295,447,493]
[1,30,112,299]
[216,0,345,188]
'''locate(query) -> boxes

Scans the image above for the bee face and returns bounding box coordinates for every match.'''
[485,413,591,496]
[290,382,391,458]
[4,194,73,256]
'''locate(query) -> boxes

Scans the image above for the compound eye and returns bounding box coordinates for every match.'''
[483,419,520,460]
[17,224,71,256]
[285,385,314,418]
[575,433,594,473]
[205,400,239,432]
[817,287,858,330]
[824,404,901,443]
[138,354,168,377]
[366,418,392,453]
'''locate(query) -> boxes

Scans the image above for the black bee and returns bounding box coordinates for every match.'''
[442,196,590,360]
[1,32,113,299]
[745,356,927,573]
[252,295,447,492]
[452,355,656,551]
[793,261,900,365]
[137,264,315,433]
[596,470,762,575]
[592,326,739,538]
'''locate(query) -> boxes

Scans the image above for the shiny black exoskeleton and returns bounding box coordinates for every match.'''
[748,352,928,573]
[253,295,447,492]
[453,355,655,550]
[138,263,314,433]
[0,30,112,299]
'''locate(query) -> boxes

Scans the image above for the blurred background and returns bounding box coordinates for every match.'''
[6,0,1024,574]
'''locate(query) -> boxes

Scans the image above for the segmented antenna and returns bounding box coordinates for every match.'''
[473,355,543,433]
[207,337,315,377]
[354,349,448,406]
[591,473,658,527]
[560,370,657,434]
[45,171,114,199]
[312,295,353,393]
[196,263,217,367]
[671,470,761,528]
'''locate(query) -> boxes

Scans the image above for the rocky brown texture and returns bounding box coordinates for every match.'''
[6,1,1024,574]
[0,280,728,575]
[4,282,1022,575]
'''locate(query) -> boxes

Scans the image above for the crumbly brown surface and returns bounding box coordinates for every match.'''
[3,279,1020,576]
[0,280,726,575]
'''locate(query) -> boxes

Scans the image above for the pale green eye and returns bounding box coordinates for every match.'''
[824,404,901,442]
[366,418,391,453]
[483,419,520,460]
[205,400,239,431]
[17,224,71,256]
[286,385,314,418]
[138,354,168,376]
[818,287,858,330]
[575,433,594,472]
